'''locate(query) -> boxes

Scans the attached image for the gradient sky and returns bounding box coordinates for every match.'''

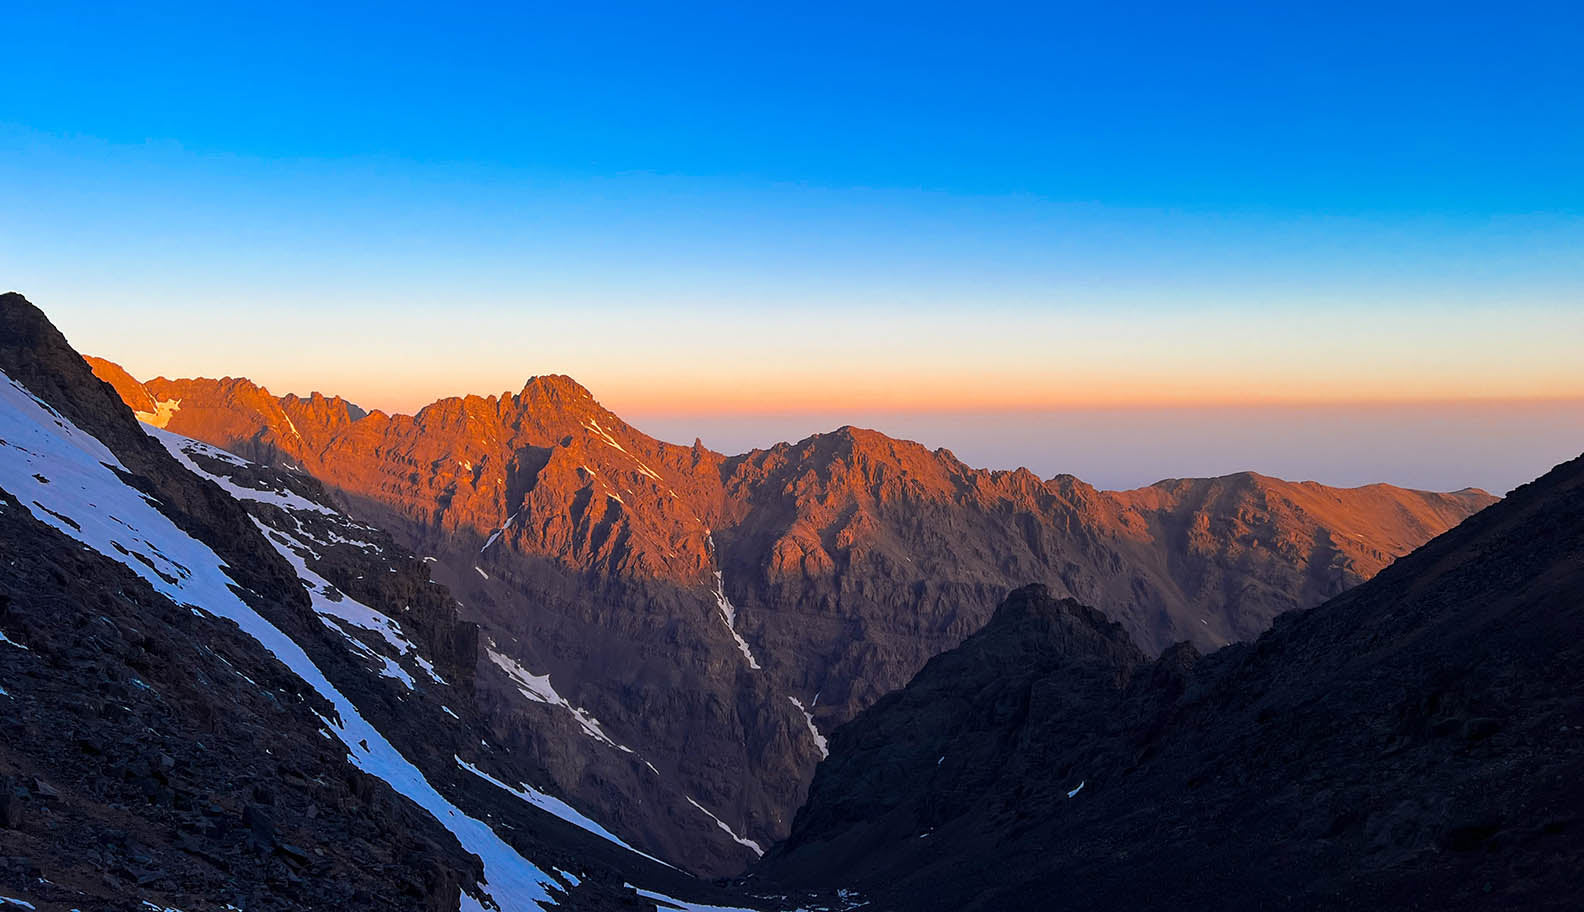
[3,2,1582,491]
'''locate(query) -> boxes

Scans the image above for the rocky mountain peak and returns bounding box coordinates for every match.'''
[519,372,599,405]
[954,583,1146,676]
[987,582,1074,623]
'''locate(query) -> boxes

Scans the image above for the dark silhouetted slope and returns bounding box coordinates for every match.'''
[763,452,1584,910]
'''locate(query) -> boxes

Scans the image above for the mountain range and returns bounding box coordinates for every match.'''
[3,290,1578,909]
[79,341,1493,873]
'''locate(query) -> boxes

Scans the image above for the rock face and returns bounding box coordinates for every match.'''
[761,453,1584,910]
[85,359,1496,874]
[0,293,774,911]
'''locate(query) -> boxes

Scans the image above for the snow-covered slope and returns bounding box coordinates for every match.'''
[0,370,560,911]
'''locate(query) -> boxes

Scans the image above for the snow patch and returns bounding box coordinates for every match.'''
[133,397,181,429]
[415,654,448,685]
[1067,780,1085,798]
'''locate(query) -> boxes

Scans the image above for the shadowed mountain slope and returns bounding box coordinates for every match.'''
[761,450,1584,910]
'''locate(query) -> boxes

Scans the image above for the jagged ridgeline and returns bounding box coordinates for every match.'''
[83,337,1491,873]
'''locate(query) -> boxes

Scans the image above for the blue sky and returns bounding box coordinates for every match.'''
[9,2,1582,210]
[3,1,1582,487]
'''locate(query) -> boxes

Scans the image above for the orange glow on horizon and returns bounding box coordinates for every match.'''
[319,377,1584,420]
[75,301,1584,420]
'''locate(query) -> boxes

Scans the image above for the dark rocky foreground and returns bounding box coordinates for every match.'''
[760,452,1584,909]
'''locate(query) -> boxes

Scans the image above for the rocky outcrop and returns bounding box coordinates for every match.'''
[761,453,1584,910]
[82,355,158,414]
[85,356,1495,876]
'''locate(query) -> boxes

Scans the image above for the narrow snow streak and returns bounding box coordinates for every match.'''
[684,797,763,857]
[788,697,828,759]
[1067,780,1085,798]
[582,419,663,481]
[625,885,757,912]
[456,756,671,866]
[712,571,760,670]
[0,372,554,912]
[486,647,632,752]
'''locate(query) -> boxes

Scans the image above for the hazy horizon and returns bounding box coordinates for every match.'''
[64,333,1583,496]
